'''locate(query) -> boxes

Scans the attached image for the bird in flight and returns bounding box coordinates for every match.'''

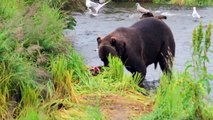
[99,0,105,4]
[86,0,111,16]
[136,2,150,14]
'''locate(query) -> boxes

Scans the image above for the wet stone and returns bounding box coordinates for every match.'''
[142,79,160,91]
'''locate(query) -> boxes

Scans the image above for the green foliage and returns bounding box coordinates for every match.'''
[23,3,66,51]
[142,71,213,120]
[205,22,212,52]
[152,0,170,4]
[75,55,145,94]
[49,54,79,102]
[61,0,86,11]
[87,106,104,120]
[0,0,80,118]
[152,0,213,6]
[18,107,47,120]
[0,0,22,20]
[190,22,212,93]
[46,0,68,8]
[1,0,212,119]
[24,0,67,8]
[0,0,147,119]
[0,53,40,118]
[108,55,124,81]
[170,0,212,6]
[196,23,204,53]
[66,48,88,82]
[66,16,77,30]
[142,22,213,120]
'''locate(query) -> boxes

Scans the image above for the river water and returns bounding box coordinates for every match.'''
[65,2,213,97]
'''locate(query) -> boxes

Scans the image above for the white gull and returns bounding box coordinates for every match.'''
[86,0,111,16]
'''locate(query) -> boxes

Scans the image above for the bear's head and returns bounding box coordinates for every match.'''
[141,12,154,19]
[141,12,167,20]
[97,36,126,66]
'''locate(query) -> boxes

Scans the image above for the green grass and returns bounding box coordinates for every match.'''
[141,22,213,120]
[0,0,82,119]
[142,71,213,120]
[152,0,213,6]
[0,0,213,119]
[0,0,148,119]
[170,0,212,6]
[73,55,145,95]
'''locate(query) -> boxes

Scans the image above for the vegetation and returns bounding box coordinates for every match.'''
[169,0,212,6]
[0,0,151,119]
[153,0,212,6]
[0,0,213,119]
[142,22,213,120]
[0,0,85,119]
[110,0,213,6]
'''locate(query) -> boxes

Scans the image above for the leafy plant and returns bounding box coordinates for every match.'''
[142,22,213,120]
[170,0,212,6]
[49,54,78,102]
[0,0,80,118]
[153,0,170,4]
[190,22,212,93]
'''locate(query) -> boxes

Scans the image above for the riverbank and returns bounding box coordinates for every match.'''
[0,0,213,119]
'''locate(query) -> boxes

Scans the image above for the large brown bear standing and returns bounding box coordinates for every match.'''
[97,17,175,87]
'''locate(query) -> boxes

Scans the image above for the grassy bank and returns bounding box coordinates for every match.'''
[0,0,86,119]
[0,0,213,120]
[0,0,151,119]
[152,0,213,6]
[142,22,213,120]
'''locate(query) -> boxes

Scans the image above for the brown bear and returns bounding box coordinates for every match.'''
[97,17,175,87]
[140,12,167,20]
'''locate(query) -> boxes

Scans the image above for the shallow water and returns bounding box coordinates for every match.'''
[67,2,213,97]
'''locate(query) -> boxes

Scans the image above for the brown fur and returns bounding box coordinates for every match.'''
[97,18,175,87]
[141,12,167,20]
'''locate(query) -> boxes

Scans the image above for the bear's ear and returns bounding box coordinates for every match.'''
[111,37,125,47]
[110,37,117,46]
[97,37,102,44]
[111,37,126,55]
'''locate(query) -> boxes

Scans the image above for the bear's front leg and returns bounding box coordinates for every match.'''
[126,59,147,88]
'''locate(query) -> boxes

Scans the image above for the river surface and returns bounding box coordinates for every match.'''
[65,2,213,97]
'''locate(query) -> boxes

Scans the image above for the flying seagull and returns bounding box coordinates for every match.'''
[136,2,150,14]
[86,0,111,16]
[192,7,201,19]
[99,0,105,4]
